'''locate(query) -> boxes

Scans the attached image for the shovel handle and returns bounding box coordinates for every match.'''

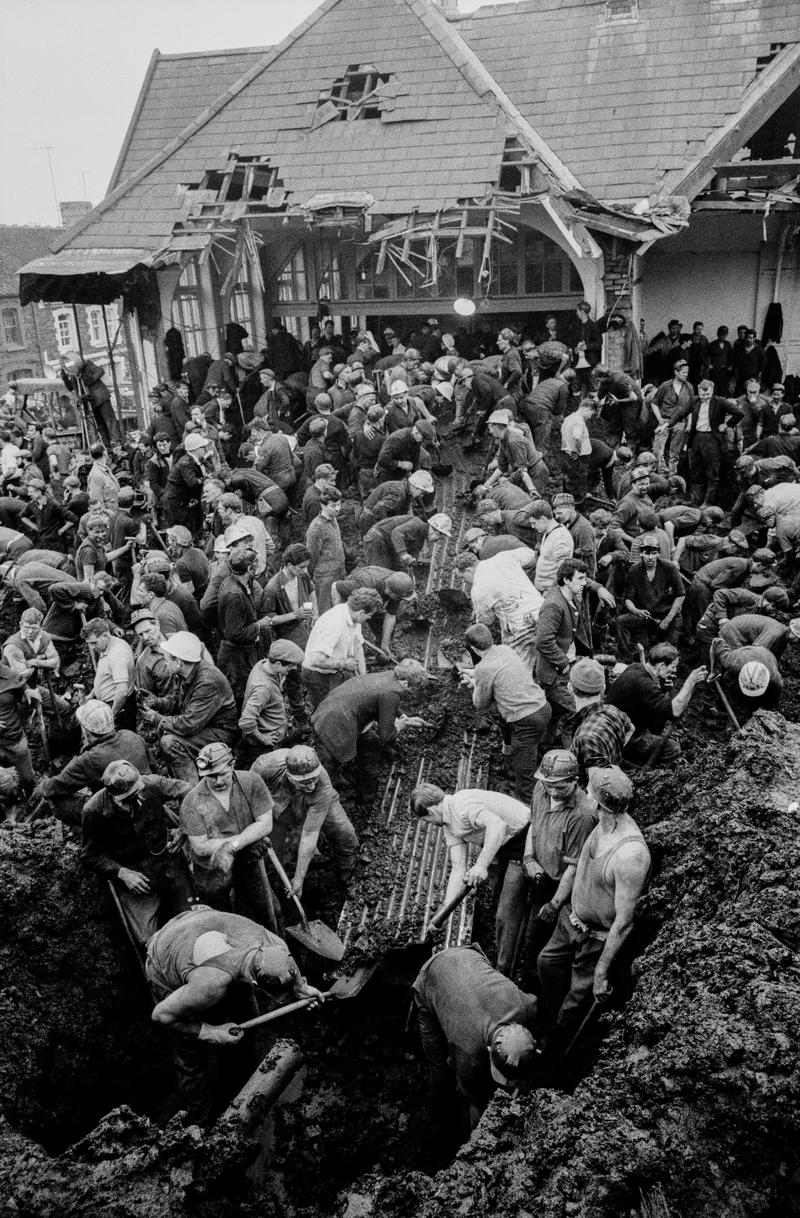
[236,995,320,1031]
[426,884,471,936]
[266,845,310,931]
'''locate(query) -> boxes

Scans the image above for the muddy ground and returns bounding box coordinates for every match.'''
[1,427,799,1217]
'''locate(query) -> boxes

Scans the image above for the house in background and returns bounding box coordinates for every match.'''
[0,209,134,415]
[16,0,800,415]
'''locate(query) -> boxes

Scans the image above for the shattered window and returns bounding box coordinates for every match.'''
[314,65,396,126]
[524,234,583,295]
[277,247,308,303]
[172,264,205,358]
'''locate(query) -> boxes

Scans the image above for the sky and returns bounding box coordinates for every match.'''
[0,0,489,228]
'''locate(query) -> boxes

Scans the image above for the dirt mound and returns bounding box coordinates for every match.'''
[345,711,800,1218]
[0,823,163,1152]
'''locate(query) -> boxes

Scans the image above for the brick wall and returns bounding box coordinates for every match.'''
[0,299,45,386]
[597,235,635,308]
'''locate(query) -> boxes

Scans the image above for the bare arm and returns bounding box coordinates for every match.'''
[187,810,272,860]
[593,844,650,997]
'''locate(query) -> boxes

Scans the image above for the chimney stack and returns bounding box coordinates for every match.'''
[59,200,93,228]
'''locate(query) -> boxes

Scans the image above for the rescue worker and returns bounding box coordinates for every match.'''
[305,488,345,613]
[312,658,430,806]
[147,905,322,1125]
[238,639,305,766]
[252,744,359,898]
[300,588,383,709]
[606,643,707,766]
[411,945,538,1130]
[179,742,278,930]
[362,511,451,572]
[410,783,531,976]
[518,750,597,984]
[138,632,238,783]
[82,616,136,727]
[81,760,194,944]
[34,698,151,823]
[538,766,651,1048]
[461,623,551,802]
[330,567,416,655]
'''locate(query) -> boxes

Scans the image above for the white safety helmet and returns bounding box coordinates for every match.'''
[738,661,770,697]
[160,631,203,663]
[428,512,452,538]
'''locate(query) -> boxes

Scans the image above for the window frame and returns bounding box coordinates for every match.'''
[53,309,77,354]
[1,305,25,350]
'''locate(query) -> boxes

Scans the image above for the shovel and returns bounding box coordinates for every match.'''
[437,587,470,612]
[233,969,373,1033]
[423,883,471,940]
[265,846,345,962]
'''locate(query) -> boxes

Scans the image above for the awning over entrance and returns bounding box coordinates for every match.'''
[18,248,156,306]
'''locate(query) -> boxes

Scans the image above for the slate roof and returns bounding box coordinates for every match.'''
[107,47,271,192]
[31,0,800,267]
[455,0,800,202]
[51,0,575,256]
[0,225,62,297]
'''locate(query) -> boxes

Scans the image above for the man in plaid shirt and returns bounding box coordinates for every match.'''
[568,658,634,782]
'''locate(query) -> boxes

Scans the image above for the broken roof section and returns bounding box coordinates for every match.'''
[45,0,594,264]
[455,0,800,204]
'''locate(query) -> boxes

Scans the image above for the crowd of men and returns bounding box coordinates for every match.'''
[2,303,798,1133]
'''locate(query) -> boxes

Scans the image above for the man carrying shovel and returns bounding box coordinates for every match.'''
[147,904,323,1126]
[178,742,280,932]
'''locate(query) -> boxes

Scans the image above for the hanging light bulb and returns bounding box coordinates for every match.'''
[454,298,476,317]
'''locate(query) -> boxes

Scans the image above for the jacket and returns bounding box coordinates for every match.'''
[535,585,580,686]
[153,660,238,741]
[669,394,742,439]
[81,774,191,876]
[311,672,403,763]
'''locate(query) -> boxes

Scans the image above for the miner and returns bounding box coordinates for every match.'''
[147,905,323,1125]
[537,766,651,1048]
[411,944,538,1129]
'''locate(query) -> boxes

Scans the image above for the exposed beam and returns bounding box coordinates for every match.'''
[663,44,800,202]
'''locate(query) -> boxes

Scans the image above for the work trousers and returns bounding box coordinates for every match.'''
[604,400,641,452]
[194,850,280,933]
[164,985,260,1126]
[589,440,615,499]
[491,829,529,977]
[623,728,681,768]
[300,667,347,710]
[560,453,590,502]
[653,422,686,475]
[615,612,680,662]
[540,672,576,742]
[537,904,605,1035]
[217,640,262,708]
[0,735,35,793]
[519,401,552,452]
[506,462,550,497]
[502,704,552,803]
[687,433,722,505]
[113,856,195,944]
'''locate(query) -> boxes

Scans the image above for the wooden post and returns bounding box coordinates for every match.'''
[101,304,126,439]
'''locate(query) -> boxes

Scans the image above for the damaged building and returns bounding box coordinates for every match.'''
[16,0,800,417]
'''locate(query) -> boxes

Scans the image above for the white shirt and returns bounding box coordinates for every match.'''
[560,411,592,457]
[303,604,362,672]
[441,789,529,848]
[696,397,712,433]
[92,636,135,706]
[534,523,574,593]
[1,443,22,477]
